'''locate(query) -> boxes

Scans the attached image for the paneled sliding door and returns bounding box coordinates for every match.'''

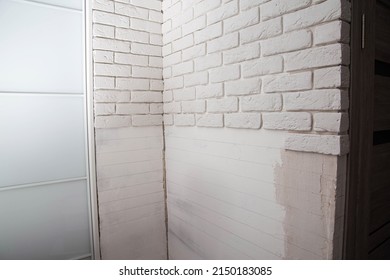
[0,0,94,259]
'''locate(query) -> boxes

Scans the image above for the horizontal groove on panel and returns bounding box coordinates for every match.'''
[0,91,84,96]
[17,0,82,12]
[0,177,87,192]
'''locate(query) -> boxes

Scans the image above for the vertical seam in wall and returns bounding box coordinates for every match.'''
[161,118,170,260]
[93,129,103,259]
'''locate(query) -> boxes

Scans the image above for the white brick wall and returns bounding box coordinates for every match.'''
[92,0,351,260]
[162,0,350,154]
[93,0,164,129]
[92,0,167,260]
[162,0,350,260]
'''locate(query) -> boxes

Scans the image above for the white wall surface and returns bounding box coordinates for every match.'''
[162,0,350,259]
[165,127,346,259]
[92,0,167,259]
[95,126,166,259]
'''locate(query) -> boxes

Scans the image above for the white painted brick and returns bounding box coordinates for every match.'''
[240,17,282,44]
[182,16,206,36]
[164,28,182,44]
[263,72,312,93]
[313,20,350,45]
[194,22,223,44]
[116,103,149,114]
[93,38,130,52]
[207,0,238,25]
[131,18,161,34]
[207,33,239,53]
[149,10,163,23]
[132,115,163,126]
[242,56,283,78]
[163,90,173,102]
[164,52,182,67]
[164,114,174,125]
[94,90,131,103]
[150,80,164,91]
[114,2,148,19]
[95,116,131,128]
[116,78,149,90]
[93,50,113,63]
[115,53,148,66]
[283,90,349,111]
[94,63,131,77]
[162,44,172,56]
[194,0,221,17]
[174,114,195,126]
[93,0,114,13]
[223,43,259,64]
[210,64,240,83]
[162,20,172,34]
[172,61,194,77]
[173,88,196,101]
[133,66,162,79]
[208,97,238,113]
[240,0,270,11]
[163,67,172,79]
[150,34,162,46]
[262,30,312,56]
[284,44,350,71]
[225,113,261,129]
[131,0,161,11]
[93,24,114,38]
[196,83,223,99]
[116,28,149,43]
[225,78,261,96]
[149,56,163,68]
[131,42,162,56]
[224,7,259,33]
[314,66,349,89]
[182,44,206,61]
[241,94,282,112]
[182,100,206,113]
[132,91,163,103]
[93,11,129,28]
[283,0,350,32]
[261,0,311,21]
[164,1,182,21]
[182,0,203,10]
[150,103,163,114]
[163,102,182,113]
[196,114,224,127]
[94,77,115,89]
[171,8,193,29]
[95,103,115,115]
[184,71,208,87]
[263,112,312,131]
[314,113,349,133]
[172,34,194,52]
[165,76,184,90]
[195,53,222,71]
[285,134,349,156]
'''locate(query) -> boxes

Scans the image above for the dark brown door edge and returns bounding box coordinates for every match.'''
[343,0,375,259]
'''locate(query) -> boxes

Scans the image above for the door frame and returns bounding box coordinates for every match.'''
[85,0,101,260]
[343,0,375,259]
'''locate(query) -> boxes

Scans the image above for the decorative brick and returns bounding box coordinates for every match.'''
[225,113,261,129]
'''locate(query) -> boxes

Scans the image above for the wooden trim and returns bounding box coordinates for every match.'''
[343,0,375,259]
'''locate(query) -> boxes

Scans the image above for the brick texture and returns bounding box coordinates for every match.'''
[93,0,163,128]
[161,0,350,156]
